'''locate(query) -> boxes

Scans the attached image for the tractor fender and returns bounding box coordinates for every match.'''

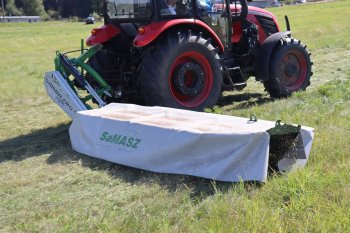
[133,19,224,52]
[86,24,120,46]
[255,31,291,81]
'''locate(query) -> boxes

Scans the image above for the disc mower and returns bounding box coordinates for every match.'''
[44,0,315,179]
[45,0,312,117]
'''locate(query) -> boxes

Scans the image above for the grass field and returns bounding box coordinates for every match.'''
[1,0,350,232]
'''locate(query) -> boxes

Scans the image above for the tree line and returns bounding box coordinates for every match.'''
[1,0,101,19]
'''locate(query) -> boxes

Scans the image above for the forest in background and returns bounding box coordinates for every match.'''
[0,0,321,20]
[0,0,100,19]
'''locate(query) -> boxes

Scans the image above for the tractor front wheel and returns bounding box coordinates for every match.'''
[265,37,312,97]
[137,31,222,111]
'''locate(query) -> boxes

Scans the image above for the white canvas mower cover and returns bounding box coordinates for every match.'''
[44,45,314,182]
[69,103,314,182]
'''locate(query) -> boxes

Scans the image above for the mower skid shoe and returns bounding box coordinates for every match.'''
[44,71,87,119]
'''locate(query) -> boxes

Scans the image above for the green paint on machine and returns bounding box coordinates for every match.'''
[100,131,141,149]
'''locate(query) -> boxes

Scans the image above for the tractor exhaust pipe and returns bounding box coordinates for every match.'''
[231,0,248,21]
[285,15,291,31]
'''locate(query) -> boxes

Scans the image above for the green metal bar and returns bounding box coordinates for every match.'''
[54,52,69,78]
[54,51,60,71]
[81,39,84,55]
[55,44,111,93]
[77,43,103,62]
[80,39,84,75]
[53,42,111,109]
[71,58,111,92]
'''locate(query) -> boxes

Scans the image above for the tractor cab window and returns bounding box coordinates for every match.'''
[106,0,153,20]
[160,0,193,16]
[196,0,226,24]
[198,0,230,46]
[197,0,214,16]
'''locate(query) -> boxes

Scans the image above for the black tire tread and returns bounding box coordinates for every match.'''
[137,30,222,111]
[265,36,313,98]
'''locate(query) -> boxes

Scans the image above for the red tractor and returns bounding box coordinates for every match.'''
[52,0,312,113]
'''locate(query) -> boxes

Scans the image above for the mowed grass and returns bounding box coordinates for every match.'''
[0,0,350,232]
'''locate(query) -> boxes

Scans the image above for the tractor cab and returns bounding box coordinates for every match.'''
[103,0,247,48]
[104,0,236,22]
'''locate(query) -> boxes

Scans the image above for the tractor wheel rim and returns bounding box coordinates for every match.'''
[169,51,213,108]
[280,50,307,90]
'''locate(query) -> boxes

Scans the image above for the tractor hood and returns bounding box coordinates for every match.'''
[247,6,278,19]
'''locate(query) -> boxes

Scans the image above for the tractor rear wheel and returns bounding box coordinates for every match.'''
[265,37,312,97]
[137,31,222,111]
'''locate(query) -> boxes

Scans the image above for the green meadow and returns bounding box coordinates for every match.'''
[0,0,350,232]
